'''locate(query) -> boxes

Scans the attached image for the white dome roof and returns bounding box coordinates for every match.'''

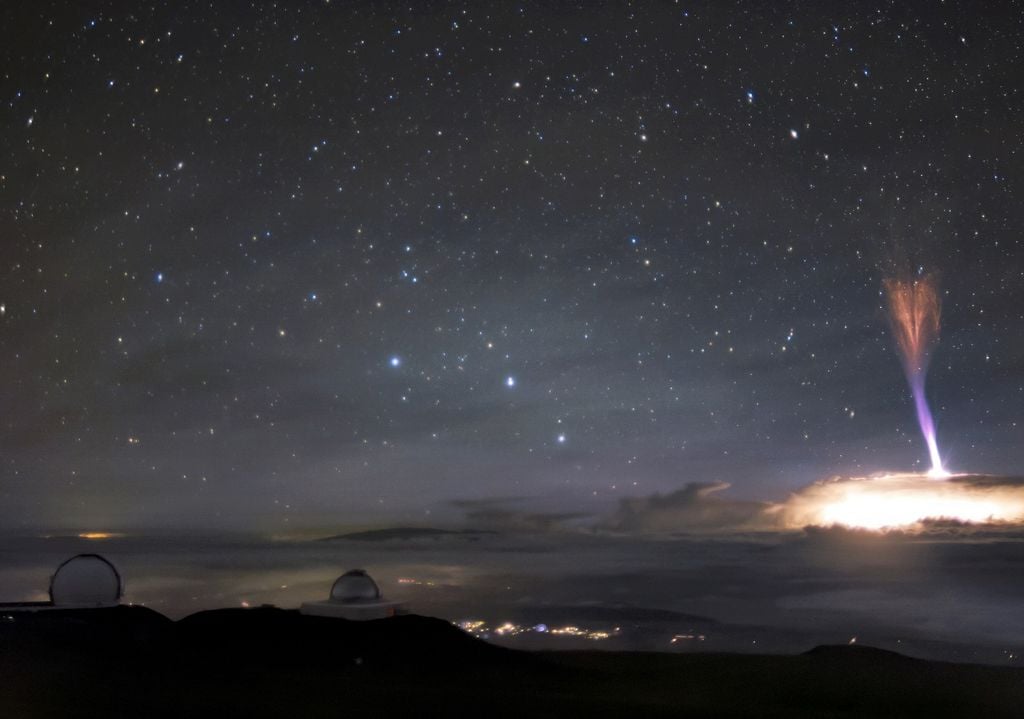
[330,569,382,603]
[49,554,122,607]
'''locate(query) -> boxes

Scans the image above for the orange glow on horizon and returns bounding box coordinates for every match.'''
[77,532,123,540]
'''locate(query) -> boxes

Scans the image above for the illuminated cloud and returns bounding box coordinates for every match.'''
[599,474,1024,535]
[602,481,772,534]
[777,473,1024,531]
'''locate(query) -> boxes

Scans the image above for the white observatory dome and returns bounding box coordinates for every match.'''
[300,568,405,620]
[330,569,382,603]
[49,554,123,607]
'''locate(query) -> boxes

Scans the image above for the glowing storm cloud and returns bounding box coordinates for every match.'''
[778,473,1024,531]
[883,274,946,476]
[756,274,1024,533]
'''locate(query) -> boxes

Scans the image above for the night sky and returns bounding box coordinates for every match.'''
[1,2,1021,530]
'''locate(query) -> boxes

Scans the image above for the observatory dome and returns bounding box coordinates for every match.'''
[330,569,382,603]
[300,568,405,620]
[49,554,123,607]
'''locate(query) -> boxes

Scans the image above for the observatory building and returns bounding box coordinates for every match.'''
[0,553,123,611]
[50,554,123,607]
[300,569,405,620]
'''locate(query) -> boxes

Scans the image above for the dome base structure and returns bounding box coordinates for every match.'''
[299,598,405,620]
[299,568,406,620]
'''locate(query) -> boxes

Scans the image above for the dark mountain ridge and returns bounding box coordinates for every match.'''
[2,605,1022,717]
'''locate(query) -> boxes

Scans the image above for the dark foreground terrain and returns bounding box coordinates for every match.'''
[1,606,1022,718]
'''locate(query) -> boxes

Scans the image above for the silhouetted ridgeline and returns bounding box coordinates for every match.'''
[2,606,1023,717]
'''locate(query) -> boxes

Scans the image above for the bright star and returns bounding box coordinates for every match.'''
[505,376,516,388]
[390,356,401,368]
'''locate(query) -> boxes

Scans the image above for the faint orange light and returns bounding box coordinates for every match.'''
[77,532,122,540]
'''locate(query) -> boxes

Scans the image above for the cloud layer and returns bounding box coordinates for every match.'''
[602,481,773,534]
[593,474,1024,535]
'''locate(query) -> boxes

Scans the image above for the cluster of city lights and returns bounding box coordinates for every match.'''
[396,577,437,587]
[670,633,706,644]
[456,619,619,641]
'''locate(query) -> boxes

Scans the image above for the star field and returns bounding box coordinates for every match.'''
[0,2,1021,529]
